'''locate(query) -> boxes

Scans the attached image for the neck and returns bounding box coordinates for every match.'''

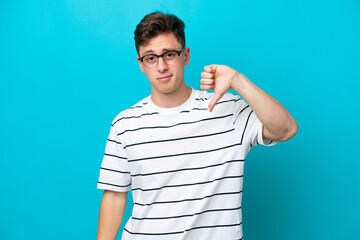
[151,83,192,108]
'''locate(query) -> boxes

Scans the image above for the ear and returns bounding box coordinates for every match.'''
[136,56,145,73]
[184,47,190,66]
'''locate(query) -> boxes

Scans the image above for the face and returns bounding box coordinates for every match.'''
[136,33,190,98]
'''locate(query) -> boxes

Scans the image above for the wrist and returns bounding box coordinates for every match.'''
[231,72,247,94]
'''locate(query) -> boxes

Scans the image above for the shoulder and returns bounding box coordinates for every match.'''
[110,95,150,128]
[192,89,242,105]
[192,88,212,101]
[194,89,241,100]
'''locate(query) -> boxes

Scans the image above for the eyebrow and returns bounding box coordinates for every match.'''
[141,48,175,56]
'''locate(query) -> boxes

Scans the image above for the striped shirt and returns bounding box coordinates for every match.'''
[97,88,277,240]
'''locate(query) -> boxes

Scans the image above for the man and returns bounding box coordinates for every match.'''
[97,11,298,240]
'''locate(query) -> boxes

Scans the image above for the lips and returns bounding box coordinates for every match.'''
[157,75,172,82]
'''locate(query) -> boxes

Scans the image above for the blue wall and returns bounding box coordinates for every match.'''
[1,0,359,239]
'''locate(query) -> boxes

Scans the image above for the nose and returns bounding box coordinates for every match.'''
[157,56,169,72]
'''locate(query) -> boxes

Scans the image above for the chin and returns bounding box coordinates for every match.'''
[153,82,179,94]
[158,87,177,95]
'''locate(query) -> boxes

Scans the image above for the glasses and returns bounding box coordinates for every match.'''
[139,47,185,68]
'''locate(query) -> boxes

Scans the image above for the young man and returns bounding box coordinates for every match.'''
[97,12,298,240]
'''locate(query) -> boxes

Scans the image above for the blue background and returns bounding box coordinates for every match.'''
[1,0,359,239]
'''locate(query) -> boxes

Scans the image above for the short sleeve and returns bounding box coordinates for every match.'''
[251,113,278,147]
[97,124,132,192]
[232,95,278,149]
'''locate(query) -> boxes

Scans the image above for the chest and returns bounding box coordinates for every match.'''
[121,111,247,177]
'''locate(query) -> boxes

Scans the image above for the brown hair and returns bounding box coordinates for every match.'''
[134,11,185,55]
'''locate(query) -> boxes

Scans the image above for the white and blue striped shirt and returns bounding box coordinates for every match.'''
[97,88,277,240]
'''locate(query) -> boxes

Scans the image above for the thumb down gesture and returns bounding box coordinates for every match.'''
[200,64,240,112]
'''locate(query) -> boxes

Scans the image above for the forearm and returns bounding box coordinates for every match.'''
[231,73,298,141]
[97,190,128,240]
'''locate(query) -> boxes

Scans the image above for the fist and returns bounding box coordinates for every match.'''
[200,64,239,112]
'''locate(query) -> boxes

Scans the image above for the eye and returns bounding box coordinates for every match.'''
[164,52,176,60]
[145,55,156,63]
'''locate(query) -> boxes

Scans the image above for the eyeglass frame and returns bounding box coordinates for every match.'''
[138,47,186,68]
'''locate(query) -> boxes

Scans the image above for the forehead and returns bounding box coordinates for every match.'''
[139,33,182,56]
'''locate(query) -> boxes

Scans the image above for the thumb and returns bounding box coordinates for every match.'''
[208,92,222,112]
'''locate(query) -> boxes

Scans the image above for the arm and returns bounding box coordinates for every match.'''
[97,190,128,240]
[200,64,298,142]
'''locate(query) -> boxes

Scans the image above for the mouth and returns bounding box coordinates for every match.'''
[157,75,172,82]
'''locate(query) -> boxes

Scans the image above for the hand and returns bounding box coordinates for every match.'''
[200,64,240,112]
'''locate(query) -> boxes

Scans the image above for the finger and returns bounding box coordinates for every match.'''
[208,92,223,112]
[201,72,214,79]
[200,78,215,85]
[200,84,215,91]
[204,65,217,73]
